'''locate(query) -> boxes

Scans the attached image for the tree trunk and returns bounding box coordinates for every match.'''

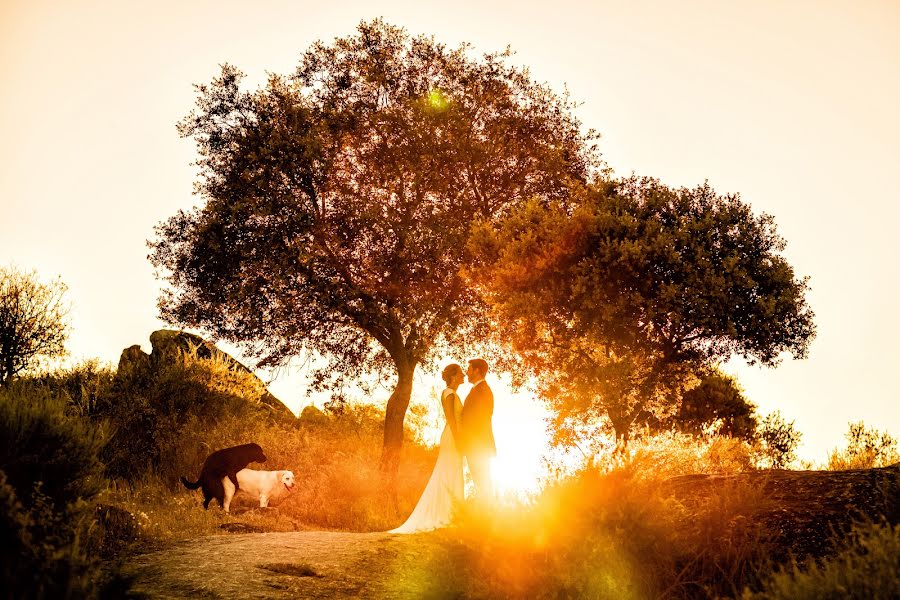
[380,361,415,485]
[609,412,632,456]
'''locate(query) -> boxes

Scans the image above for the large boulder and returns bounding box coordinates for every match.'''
[117,344,151,378]
[118,330,295,422]
[148,330,247,371]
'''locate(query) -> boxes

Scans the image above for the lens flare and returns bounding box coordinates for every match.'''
[427,88,449,111]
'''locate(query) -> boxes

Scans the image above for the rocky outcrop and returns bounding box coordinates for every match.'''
[147,330,249,371]
[665,463,900,560]
[299,404,329,426]
[117,330,295,422]
[117,345,151,378]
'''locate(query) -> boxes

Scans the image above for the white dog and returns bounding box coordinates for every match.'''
[221,469,295,513]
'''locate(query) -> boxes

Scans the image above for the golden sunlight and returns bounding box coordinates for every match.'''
[411,377,553,499]
[426,88,449,111]
[489,383,552,498]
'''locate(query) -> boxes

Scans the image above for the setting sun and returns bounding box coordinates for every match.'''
[488,382,552,498]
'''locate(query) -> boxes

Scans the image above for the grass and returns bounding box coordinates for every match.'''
[6,355,899,598]
[744,521,900,600]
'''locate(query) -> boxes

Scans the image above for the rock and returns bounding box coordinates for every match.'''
[665,463,900,560]
[149,329,245,371]
[299,405,329,426]
[118,330,296,422]
[117,345,151,378]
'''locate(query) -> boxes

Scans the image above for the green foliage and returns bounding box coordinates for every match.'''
[0,265,71,385]
[744,521,900,600]
[755,411,802,469]
[0,473,106,599]
[471,177,815,445]
[30,359,116,417]
[828,422,899,470]
[149,19,601,471]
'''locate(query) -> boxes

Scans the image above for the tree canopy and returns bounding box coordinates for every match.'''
[149,19,601,474]
[643,371,759,441]
[471,176,815,445]
[0,266,70,386]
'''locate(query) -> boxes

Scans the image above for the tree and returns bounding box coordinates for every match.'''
[0,266,70,386]
[755,410,802,469]
[828,421,899,470]
[644,372,759,441]
[149,20,600,477]
[471,176,815,447]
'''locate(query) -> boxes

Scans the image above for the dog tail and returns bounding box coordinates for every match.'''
[181,476,201,490]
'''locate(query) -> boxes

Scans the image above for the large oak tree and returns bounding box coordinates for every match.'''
[471,176,815,447]
[149,20,600,476]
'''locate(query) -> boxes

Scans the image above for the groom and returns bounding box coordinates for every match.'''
[460,358,496,499]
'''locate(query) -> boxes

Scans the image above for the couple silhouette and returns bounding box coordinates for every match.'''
[390,358,495,533]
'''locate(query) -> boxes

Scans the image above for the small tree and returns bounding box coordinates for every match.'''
[0,267,70,386]
[756,411,802,469]
[150,20,599,477]
[828,421,899,470]
[472,176,815,447]
[644,372,759,441]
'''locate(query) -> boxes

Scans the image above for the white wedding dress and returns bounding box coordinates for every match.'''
[390,388,464,533]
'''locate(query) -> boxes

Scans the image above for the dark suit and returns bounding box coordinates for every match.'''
[461,380,496,497]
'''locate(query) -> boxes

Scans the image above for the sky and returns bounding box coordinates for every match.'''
[1,0,898,464]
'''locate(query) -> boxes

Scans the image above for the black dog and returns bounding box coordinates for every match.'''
[181,443,267,509]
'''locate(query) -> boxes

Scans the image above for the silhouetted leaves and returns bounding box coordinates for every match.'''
[472,177,815,445]
[150,20,600,471]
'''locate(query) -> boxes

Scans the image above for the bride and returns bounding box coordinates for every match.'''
[390,363,465,533]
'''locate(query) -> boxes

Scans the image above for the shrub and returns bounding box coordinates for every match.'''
[827,422,899,471]
[744,521,900,600]
[625,431,755,478]
[0,383,112,599]
[754,411,801,469]
[101,348,279,483]
[0,382,107,510]
[29,359,116,417]
[0,472,104,599]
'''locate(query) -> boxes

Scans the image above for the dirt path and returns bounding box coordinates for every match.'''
[123,530,451,599]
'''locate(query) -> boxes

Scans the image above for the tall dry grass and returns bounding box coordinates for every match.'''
[389,435,776,600]
[5,352,437,556]
[60,350,440,541]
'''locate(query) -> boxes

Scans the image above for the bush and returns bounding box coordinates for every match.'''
[744,521,900,600]
[0,383,112,599]
[101,349,280,483]
[625,431,755,478]
[755,411,802,469]
[0,383,107,510]
[827,422,899,471]
[29,359,116,417]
